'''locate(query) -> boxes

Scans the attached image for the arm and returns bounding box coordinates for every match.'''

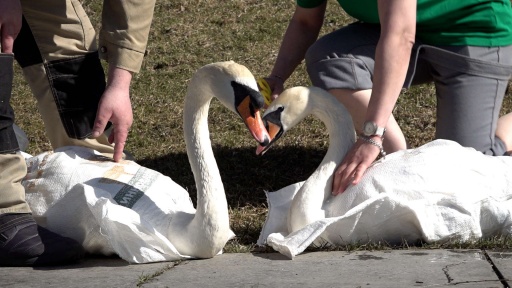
[92,66,133,162]
[266,3,326,99]
[99,0,156,73]
[332,0,416,195]
[0,0,21,53]
[92,0,156,162]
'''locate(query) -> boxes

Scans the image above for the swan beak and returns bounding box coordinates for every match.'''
[256,121,282,155]
[237,97,270,146]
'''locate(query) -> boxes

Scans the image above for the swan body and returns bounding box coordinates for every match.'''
[23,61,270,262]
[257,86,512,259]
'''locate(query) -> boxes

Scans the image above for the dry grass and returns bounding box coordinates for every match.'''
[9,0,512,252]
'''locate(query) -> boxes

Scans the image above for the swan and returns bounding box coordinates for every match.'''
[257,86,356,233]
[23,61,270,262]
[256,86,512,259]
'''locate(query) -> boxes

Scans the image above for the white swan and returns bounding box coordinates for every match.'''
[23,61,270,262]
[171,61,270,257]
[256,86,512,259]
[257,86,356,232]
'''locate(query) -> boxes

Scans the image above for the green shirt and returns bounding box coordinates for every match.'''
[296,0,512,46]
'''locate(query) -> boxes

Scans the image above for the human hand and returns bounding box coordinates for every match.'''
[92,68,133,162]
[332,137,382,195]
[264,75,285,101]
[0,0,22,53]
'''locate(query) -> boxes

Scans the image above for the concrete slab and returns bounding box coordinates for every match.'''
[0,256,171,288]
[0,250,508,288]
[145,250,502,288]
[488,251,512,286]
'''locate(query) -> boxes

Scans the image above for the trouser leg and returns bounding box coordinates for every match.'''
[425,45,512,156]
[13,0,115,154]
[0,54,31,215]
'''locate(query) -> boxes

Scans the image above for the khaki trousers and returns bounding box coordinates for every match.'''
[1,0,117,214]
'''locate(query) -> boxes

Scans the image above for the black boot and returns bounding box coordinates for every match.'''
[0,213,85,266]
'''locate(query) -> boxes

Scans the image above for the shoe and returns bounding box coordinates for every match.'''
[0,213,85,266]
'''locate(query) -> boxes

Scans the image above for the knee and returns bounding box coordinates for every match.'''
[496,113,512,155]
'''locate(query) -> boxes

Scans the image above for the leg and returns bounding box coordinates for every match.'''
[0,54,30,215]
[14,0,117,155]
[329,88,406,152]
[305,23,408,153]
[425,45,512,155]
[496,112,512,154]
[0,54,84,267]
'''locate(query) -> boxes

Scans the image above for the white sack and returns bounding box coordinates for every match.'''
[259,140,512,259]
[22,146,199,263]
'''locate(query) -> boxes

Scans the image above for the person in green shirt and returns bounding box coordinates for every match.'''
[263,0,512,195]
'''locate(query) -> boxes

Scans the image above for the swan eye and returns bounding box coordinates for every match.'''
[277,106,284,112]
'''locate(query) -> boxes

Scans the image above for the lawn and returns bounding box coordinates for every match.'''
[10,0,512,252]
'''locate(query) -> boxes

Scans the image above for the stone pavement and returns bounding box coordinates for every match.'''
[0,249,510,288]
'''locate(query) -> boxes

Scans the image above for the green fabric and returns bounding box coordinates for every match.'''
[296,0,512,46]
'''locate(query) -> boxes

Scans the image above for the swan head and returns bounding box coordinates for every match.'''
[256,86,313,155]
[188,61,270,145]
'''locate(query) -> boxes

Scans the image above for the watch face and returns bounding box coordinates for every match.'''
[363,122,376,135]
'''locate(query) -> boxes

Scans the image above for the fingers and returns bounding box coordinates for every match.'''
[333,163,355,196]
[264,76,285,101]
[111,126,129,162]
[0,2,22,53]
[332,141,381,195]
[332,162,370,195]
[332,163,350,195]
[92,110,111,138]
[1,21,20,53]
[271,87,283,101]
[1,31,15,53]
[92,99,132,162]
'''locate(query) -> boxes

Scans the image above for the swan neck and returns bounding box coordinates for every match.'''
[302,108,354,200]
[288,99,355,231]
[183,84,229,226]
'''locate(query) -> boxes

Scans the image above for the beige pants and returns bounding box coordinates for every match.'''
[0,0,117,214]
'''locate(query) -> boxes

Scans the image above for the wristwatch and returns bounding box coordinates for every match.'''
[362,121,386,137]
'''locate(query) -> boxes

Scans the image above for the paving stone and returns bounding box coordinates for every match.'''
[0,250,508,288]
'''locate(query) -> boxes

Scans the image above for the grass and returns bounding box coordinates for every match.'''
[9,0,512,253]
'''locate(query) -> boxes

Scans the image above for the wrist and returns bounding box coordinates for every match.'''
[359,134,386,159]
[269,74,285,82]
[107,67,132,89]
[362,121,386,138]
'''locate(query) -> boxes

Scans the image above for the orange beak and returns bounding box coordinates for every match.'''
[237,96,270,146]
[256,121,281,155]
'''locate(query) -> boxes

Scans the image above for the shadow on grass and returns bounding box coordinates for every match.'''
[137,145,326,208]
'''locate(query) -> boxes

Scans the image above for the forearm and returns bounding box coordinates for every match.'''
[271,5,325,80]
[367,0,416,129]
[367,35,413,127]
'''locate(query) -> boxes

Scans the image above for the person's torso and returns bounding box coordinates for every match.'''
[297,0,512,46]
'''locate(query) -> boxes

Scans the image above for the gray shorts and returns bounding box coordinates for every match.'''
[305,22,512,156]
